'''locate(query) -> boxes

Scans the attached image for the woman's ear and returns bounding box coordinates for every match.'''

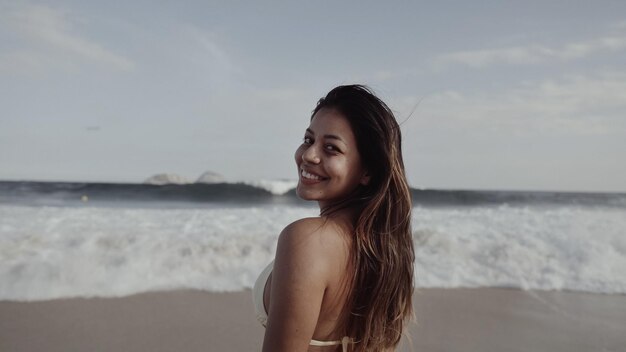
[360,171,371,186]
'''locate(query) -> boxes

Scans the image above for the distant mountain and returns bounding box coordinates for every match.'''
[196,171,225,184]
[143,173,192,185]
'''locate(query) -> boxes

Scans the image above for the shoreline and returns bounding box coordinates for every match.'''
[1,288,625,351]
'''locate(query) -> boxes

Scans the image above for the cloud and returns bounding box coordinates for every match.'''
[395,71,626,136]
[348,22,626,82]
[182,26,239,75]
[434,29,626,68]
[1,4,134,72]
[166,25,245,93]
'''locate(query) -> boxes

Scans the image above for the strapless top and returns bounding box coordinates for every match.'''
[252,260,355,351]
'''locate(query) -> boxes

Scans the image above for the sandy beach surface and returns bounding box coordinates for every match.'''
[1,288,625,352]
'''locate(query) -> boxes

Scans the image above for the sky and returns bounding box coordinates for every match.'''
[1,1,625,192]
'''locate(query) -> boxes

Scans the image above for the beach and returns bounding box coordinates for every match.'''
[2,288,624,352]
[2,185,625,351]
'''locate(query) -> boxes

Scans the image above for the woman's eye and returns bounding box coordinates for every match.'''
[303,137,313,144]
[325,144,338,152]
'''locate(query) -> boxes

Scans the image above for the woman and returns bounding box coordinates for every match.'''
[253,85,414,352]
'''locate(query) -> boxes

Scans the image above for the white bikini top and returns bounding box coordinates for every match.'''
[252,260,355,351]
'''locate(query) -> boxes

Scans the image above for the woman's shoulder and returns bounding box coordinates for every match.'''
[283,216,327,232]
[275,217,351,268]
[281,217,350,246]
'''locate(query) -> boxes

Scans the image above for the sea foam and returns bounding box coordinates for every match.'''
[0,203,625,301]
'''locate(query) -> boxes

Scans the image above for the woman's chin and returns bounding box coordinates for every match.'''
[295,185,318,201]
[295,187,308,200]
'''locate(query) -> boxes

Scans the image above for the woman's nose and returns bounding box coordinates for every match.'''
[302,145,321,164]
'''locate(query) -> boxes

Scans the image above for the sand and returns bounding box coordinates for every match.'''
[1,288,625,352]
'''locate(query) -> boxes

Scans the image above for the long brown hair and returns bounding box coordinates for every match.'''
[313,85,414,351]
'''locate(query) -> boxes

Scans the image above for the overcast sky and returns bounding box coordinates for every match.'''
[1,1,625,192]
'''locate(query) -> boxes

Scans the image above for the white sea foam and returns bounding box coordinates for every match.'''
[240,179,297,195]
[141,172,295,195]
[411,205,626,293]
[0,203,625,301]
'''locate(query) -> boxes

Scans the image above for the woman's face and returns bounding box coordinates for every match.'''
[294,107,369,209]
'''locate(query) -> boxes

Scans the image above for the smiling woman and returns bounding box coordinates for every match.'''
[253,85,414,352]
[295,107,370,209]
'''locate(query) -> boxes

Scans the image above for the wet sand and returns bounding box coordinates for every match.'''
[1,288,625,352]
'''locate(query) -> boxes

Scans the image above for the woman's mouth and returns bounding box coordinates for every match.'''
[300,169,327,183]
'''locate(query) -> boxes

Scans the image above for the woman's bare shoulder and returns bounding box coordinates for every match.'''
[280,217,350,250]
[283,216,327,233]
[275,217,350,273]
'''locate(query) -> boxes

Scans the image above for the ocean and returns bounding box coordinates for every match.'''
[1,180,625,301]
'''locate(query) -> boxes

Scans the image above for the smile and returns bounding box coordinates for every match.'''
[301,169,327,181]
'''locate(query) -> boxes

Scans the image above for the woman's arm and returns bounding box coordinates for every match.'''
[262,219,331,352]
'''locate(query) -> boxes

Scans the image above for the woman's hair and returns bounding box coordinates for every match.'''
[312,85,414,352]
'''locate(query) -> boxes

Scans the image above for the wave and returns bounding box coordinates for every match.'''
[240,179,297,195]
[1,203,625,301]
[411,189,626,207]
[1,181,625,208]
[0,181,283,204]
